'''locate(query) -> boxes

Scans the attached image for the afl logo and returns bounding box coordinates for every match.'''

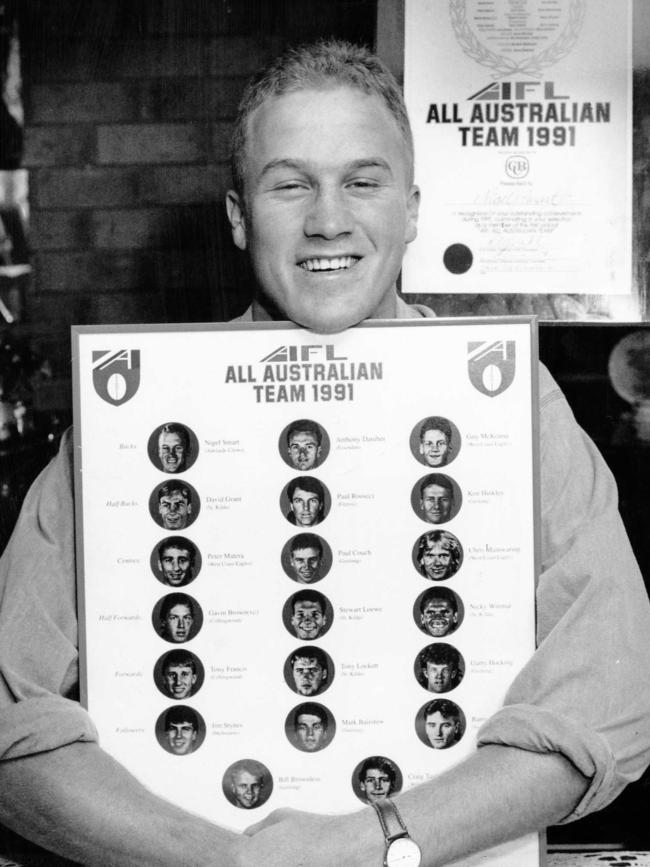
[92,350,141,406]
[505,155,529,179]
[467,341,516,397]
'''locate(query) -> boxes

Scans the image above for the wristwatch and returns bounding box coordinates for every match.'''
[372,797,422,867]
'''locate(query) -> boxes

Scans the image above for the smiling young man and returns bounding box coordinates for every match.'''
[226,54,420,333]
[0,39,650,867]
[156,536,197,587]
[287,532,324,584]
[160,650,199,700]
[157,423,190,474]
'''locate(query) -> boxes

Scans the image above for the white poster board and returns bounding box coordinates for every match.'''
[403,0,632,296]
[73,318,541,866]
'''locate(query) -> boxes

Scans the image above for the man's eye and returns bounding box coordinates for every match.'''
[274,180,308,191]
[347,179,379,189]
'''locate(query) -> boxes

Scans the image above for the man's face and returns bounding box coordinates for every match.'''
[425,711,459,749]
[424,662,456,693]
[420,484,452,524]
[159,546,193,586]
[163,663,197,699]
[292,655,327,696]
[290,546,322,583]
[290,487,321,527]
[291,601,326,640]
[288,430,321,470]
[165,721,196,755]
[420,599,458,637]
[227,86,420,333]
[420,541,452,580]
[420,429,449,467]
[295,713,327,751]
[231,770,263,808]
[360,768,392,803]
[158,431,186,473]
[158,491,191,530]
[162,604,193,642]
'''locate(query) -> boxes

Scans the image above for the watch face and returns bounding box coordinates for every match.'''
[386,836,422,867]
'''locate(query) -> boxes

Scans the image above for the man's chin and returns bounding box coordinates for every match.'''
[259,289,394,334]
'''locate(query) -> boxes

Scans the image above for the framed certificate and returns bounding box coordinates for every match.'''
[73,317,541,866]
[403,0,632,299]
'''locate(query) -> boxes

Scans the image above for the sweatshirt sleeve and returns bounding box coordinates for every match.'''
[0,429,97,760]
[477,366,650,821]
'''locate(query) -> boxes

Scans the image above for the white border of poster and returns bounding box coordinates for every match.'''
[73,318,541,867]
[403,0,632,296]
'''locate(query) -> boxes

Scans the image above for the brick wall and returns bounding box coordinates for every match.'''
[18,0,375,379]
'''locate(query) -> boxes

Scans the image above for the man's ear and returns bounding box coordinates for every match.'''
[405,184,421,245]
[226,190,248,251]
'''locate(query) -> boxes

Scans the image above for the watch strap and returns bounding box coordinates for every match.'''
[372,797,409,843]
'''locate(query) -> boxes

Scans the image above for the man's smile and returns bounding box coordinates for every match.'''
[298,256,360,271]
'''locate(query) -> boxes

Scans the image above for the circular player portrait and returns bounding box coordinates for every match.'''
[409,416,461,469]
[412,530,463,582]
[411,474,462,525]
[415,699,466,750]
[153,649,205,701]
[149,479,200,532]
[279,419,330,471]
[351,755,403,805]
[281,533,332,585]
[285,702,335,753]
[280,476,331,528]
[155,705,206,756]
[222,759,273,810]
[147,422,199,474]
[283,645,334,698]
[413,586,464,639]
[150,536,201,588]
[282,589,333,642]
[413,643,465,694]
[152,593,203,644]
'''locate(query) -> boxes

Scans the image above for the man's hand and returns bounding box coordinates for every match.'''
[238,807,380,867]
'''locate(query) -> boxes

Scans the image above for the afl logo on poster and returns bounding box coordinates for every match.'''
[467,341,515,397]
[92,350,141,406]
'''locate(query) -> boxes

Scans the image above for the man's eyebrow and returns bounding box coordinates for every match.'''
[345,157,393,174]
[259,157,394,177]
[259,158,307,177]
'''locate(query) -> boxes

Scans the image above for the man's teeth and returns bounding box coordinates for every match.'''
[301,256,356,271]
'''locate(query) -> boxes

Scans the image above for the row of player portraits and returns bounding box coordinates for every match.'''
[152,585,465,645]
[147,474,463,531]
[148,417,463,476]
[218,756,409,810]
[155,699,466,760]
[150,529,466,588]
[152,642,465,701]
[145,753,412,810]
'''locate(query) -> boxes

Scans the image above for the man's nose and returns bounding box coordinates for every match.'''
[304,187,354,239]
